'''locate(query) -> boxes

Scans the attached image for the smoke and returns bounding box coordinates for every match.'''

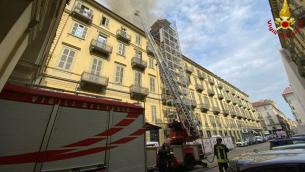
[103,0,159,29]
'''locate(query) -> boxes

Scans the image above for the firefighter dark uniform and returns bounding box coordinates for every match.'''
[214,143,229,172]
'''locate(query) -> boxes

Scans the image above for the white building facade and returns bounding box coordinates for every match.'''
[283,86,305,134]
[252,100,292,135]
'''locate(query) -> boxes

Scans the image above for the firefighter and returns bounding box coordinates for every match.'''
[213,137,229,172]
[157,144,169,172]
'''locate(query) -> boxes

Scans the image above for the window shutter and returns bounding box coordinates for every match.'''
[82,26,88,39]
[118,43,122,55]
[120,67,124,84]
[72,23,78,35]
[122,44,125,55]
[105,18,109,27]
[115,66,120,83]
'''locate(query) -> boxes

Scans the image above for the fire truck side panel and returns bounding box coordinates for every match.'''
[0,100,54,172]
[146,147,158,168]
[41,107,110,171]
[0,84,145,172]
[107,112,145,172]
[172,146,184,163]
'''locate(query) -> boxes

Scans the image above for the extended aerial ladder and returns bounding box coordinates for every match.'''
[135,12,202,143]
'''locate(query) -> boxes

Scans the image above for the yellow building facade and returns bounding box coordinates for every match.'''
[41,0,262,143]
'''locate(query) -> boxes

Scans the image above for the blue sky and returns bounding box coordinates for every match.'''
[100,0,294,119]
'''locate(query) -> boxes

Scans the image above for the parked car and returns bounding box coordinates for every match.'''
[272,143,305,150]
[228,149,305,172]
[247,137,257,145]
[269,137,305,149]
[255,136,264,143]
[236,140,249,147]
[292,134,305,138]
[291,135,305,140]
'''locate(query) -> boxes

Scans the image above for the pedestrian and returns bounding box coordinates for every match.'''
[157,144,169,172]
[214,137,229,172]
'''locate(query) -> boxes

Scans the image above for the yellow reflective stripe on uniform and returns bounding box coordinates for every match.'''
[216,145,228,163]
[217,146,222,162]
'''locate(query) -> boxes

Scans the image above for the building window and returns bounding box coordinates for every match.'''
[75,3,92,17]
[134,71,142,86]
[150,129,159,142]
[149,76,156,93]
[114,64,124,84]
[203,96,210,106]
[190,90,196,102]
[58,47,76,70]
[135,50,142,59]
[71,22,87,39]
[118,42,125,56]
[148,57,154,69]
[97,34,107,44]
[151,105,157,123]
[214,98,219,107]
[100,16,109,27]
[136,34,141,45]
[187,74,191,84]
[91,58,102,75]
[198,94,202,103]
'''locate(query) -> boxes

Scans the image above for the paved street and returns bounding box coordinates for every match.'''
[192,142,270,172]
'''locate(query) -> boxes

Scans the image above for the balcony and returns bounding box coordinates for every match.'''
[129,85,149,101]
[90,39,113,57]
[230,110,237,117]
[218,92,224,100]
[185,65,194,73]
[177,77,188,86]
[195,83,204,92]
[212,106,220,114]
[72,4,93,24]
[232,98,238,105]
[162,88,171,95]
[116,29,131,43]
[199,103,209,112]
[184,98,196,108]
[198,72,206,80]
[80,72,108,91]
[238,100,243,107]
[223,109,229,116]
[208,77,215,85]
[131,57,147,70]
[217,82,223,89]
[146,44,155,56]
[163,109,176,118]
[224,94,231,103]
[237,114,243,119]
[162,94,174,106]
[207,88,215,96]
[180,88,188,96]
